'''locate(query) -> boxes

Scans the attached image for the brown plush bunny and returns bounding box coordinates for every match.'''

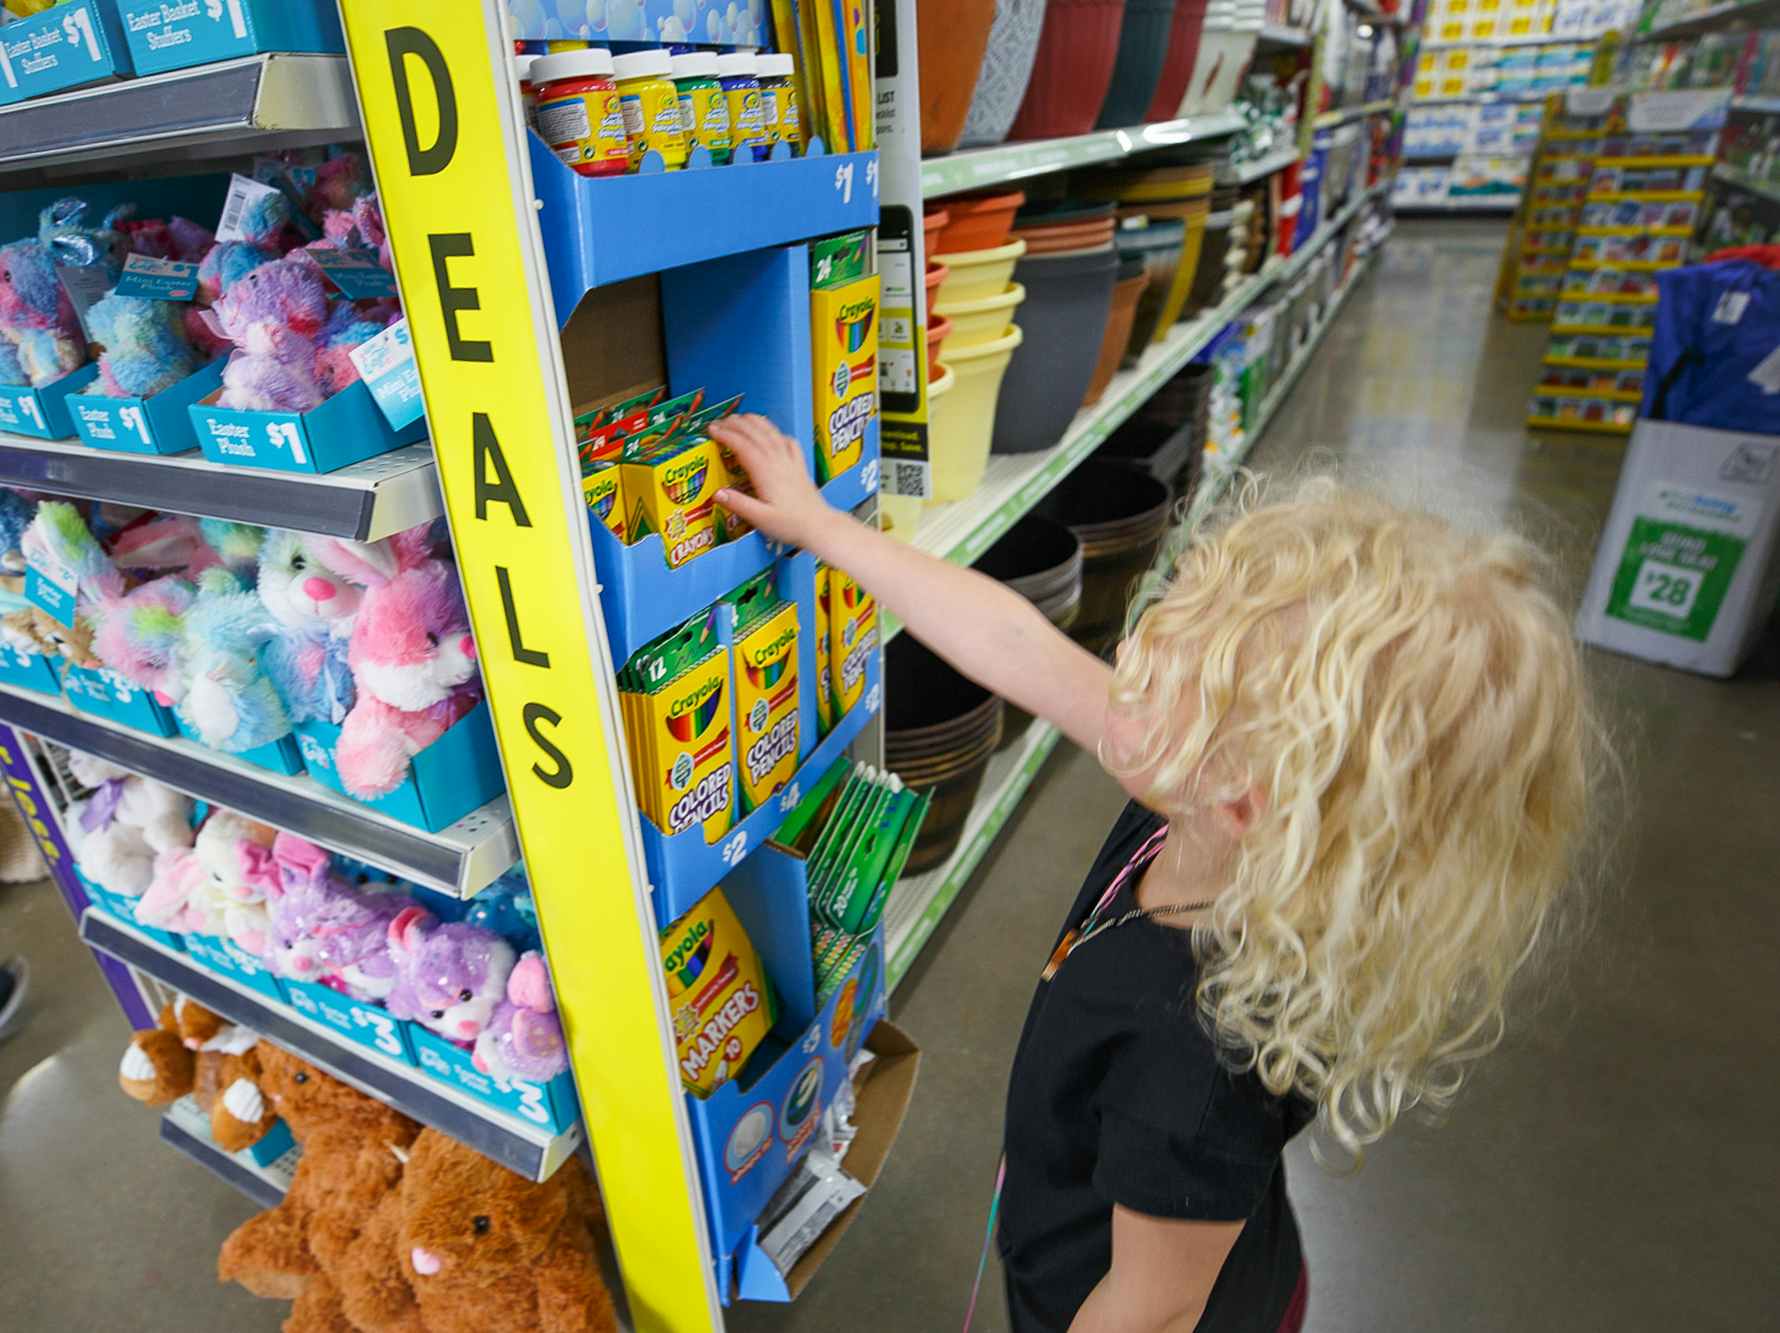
[218,1045,421,1333]
[0,573,100,666]
[117,996,279,1153]
[339,1129,618,1333]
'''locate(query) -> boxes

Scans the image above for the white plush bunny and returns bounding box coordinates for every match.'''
[65,750,195,899]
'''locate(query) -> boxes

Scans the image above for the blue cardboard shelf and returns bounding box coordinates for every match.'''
[530,132,878,319]
[0,0,131,106]
[118,0,344,77]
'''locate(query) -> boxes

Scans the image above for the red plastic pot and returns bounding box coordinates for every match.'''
[918,0,999,154]
[1145,0,1210,122]
[927,313,952,378]
[923,208,949,263]
[1007,0,1129,142]
[936,190,1027,253]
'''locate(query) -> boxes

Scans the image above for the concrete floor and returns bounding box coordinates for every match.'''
[5,221,1779,1332]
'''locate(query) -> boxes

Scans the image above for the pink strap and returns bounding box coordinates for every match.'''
[1091,824,1168,919]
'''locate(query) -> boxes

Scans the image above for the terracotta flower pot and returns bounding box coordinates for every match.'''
[923,208,949,264]
[918,0,999,155]
[926,313,952,378]
[1082,264,1150,406]
[936,190,1027,253]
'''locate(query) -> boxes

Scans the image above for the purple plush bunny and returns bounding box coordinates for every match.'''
[384,906,517,1047]
[473,951,568,1084]
[266,831,409,1002]
[0,199,111,387]
[201,255,330,412]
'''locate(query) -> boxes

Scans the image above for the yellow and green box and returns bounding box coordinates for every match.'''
[810,232,878,483]
[660,885,776,1096]
[825,567,877,720]
[728,579,800,814]
[623,618,734,844]
[621,436,725,569]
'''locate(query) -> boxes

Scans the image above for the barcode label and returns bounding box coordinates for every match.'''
[215,173,284,244]
[884,459,930,500]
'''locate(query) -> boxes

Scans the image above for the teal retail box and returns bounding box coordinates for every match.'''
[0,0,132,106]
[61,663,179,737]
[119,0,344,76]
[283,976,417,1066]
[184,933,286,1003]
[409,1022,579,1133]
[81,873,186,952]
[0,364,101,438]
[0,646,60,696]
[71,360,224,455]
[294,700,503,833]
[172,712,305,776]
[242,1115,295,1168]
[189,378,426,475]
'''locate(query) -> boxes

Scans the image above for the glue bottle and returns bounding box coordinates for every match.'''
[614,50,691,172]
[671,52,734,165]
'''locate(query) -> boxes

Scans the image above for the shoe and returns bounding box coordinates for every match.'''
[0,956,27,1041]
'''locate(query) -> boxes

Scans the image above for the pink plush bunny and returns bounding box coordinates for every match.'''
[333,527,483,799]
[201,255,330,412]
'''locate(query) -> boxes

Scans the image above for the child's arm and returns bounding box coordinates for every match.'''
[711,415,1114,757]
[1068,1206,1243,1332]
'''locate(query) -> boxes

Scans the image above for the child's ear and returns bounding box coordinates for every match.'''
[1219,785,1266,838]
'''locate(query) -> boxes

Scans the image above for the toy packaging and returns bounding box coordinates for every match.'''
[824,566,877,721]
[809,232,878,483]
[621,611,735,844]
[660,884,777,1097]
[726,573,800,814]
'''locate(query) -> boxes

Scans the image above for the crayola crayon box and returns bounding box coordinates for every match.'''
[622,616,735,845]
[581,464,625,542]
[661,885,777,1097]
[621,436,725,570]
[810,232,878,484]
[726,575,802,814]
[825,568,878,720]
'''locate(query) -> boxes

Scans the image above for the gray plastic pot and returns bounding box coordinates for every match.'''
[960,0,1049,149]
[991,247,1120,455]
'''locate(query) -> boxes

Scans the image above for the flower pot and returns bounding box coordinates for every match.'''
[1145,0,1211,121]
[992,248,1119,455]
[936,190,1027,254]
[1097,0,1179,129]
[933,237,1029,303]
[1042,462,1173,653]
[1114,218,1185,358]
[935,281,1026,349]
[927,313,953,379]
[1008,0,1130,141]
[923,208,949,263]
[918,0,1000,154]
[961,0,1049,148]
[930,325,1023,502]
[1081,260,1151,406]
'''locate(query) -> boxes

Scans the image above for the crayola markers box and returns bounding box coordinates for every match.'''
[621,436,724,569]
[726,576,801,814]
[661,886,777,1097]
[623,616,734,844]
[811,232,878,483]
[813,564,835,736]
[826,568,878,720]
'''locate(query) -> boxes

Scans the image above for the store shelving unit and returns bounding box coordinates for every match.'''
[0,684,516,898]
[1636,0,1780,41]
[84,910,581,1181]
[1401,194,1523,210]
[1228,145,1305,184]
[1714,161,1780,203]
[0,437,441,542]
[160,1094,298,1210]
[1259,23,1315,47]
[1314,98,1396,128]
[887,244,1385,985]
[1732,94,1780,114]
[920,111,1244,198]
[0,54,358,174]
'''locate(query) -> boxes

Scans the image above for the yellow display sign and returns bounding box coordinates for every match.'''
[337,4,718,1328]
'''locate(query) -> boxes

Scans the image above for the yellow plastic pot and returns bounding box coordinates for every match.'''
[930,324,1023,504]
[935,282,1026,352]
[1117,200,1209,340]
[933,238,1028,304]
[881,366,955,543]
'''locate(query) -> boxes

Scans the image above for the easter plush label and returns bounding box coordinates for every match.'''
[350,318,425,431]
[113,253,199,302]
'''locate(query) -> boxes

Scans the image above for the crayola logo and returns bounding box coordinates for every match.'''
[834,299,876,354]
[662,458,709,504]
[665,920,714,989]
[666,678,724,741]
[744,625,797,675]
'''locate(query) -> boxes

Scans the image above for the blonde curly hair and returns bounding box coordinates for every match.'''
[1107,476,1593,1160]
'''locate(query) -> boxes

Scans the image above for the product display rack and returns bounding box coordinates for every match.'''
[160,1093,299,1211]
[1260,23,1317,47]
[1231,145,1308,183]
[1498,100,1607,319]
[1715,160,1780,201]
[0,54,358,173]
[82,909,583,1180]
[0,436,441,542]
[887,244,1385,986]
[1315,97,1398,128]
[919,111,1245,198]
[1636,0,1780,41]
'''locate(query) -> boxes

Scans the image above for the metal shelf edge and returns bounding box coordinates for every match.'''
[84,909,577,1181]
[920,111,1244,198]
[0,684,516,897]
[159,1099,293,1209]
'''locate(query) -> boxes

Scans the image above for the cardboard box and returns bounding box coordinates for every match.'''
[0,363,101,439]
[118,0,344,77]
[1577,421,1780,676]
[409,1024,580,1132]
[190,377,426,475]
[60,663,178,736]
[0,0,131,106]
[295,701,504,832]
[283,976,418,1066]
[0,646,60,696]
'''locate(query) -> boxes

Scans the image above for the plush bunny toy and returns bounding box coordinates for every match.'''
[137,810,280,952]
[0,202,92,386]
[202,255,331,413]
[177,566,293,755]
[385,906,516,1047]
[266,831,409,1002]
[258,530,392,727]
[473,951,568,1084]
[84,292,204,399]
[333,528,482,799]
[63,750,195,900]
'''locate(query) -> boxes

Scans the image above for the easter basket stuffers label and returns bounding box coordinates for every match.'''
[309,246,401,301]
[350,319,426,431]
[113,253,201,302]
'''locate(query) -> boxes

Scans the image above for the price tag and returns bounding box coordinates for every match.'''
[1627,88,1731,133]
[216,173,288,244]
[308,246,399,301]
[349,318,425,431]
[112,253,200,302]
[24,549,79,628]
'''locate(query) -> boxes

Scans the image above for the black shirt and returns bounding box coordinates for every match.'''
[999,803,1314,1332]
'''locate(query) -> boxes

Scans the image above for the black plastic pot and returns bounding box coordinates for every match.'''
[1096,0,1180,128]
[992,247,1120,455]
[885,636,1008,873]
[1043,463,1173,653]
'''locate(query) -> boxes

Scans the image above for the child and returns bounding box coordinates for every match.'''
[711,416,1592,1333]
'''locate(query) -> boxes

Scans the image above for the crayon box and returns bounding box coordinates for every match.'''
[621,436,725,570]
[825,569,878,720]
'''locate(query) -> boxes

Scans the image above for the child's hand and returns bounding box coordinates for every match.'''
[710,415,834,549]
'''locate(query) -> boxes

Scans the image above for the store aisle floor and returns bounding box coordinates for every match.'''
[3,222,1777,1332]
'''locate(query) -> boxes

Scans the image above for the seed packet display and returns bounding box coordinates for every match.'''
[660,885,777,1096]
[622,614,734,844]
[725,575,801,813]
